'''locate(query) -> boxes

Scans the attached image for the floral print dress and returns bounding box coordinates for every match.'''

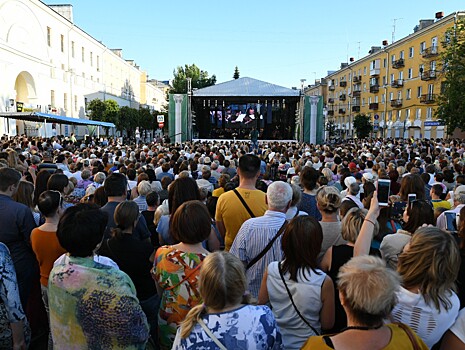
[0,243,30,349]
[154,246,207,350]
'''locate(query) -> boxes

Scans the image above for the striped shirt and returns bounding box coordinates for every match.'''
[230,210,287,298]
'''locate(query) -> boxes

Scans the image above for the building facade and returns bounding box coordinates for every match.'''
[320,11,464,139]
[0,0,167,137]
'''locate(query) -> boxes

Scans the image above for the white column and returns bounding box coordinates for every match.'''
[309,96,319,144]
[173,94,184,144]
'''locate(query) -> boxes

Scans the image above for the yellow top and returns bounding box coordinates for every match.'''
[431,199,452,210]
[215,187,267,251]
[301,323,428,350]
[212,187,225,197]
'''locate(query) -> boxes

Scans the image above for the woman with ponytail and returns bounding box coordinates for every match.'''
[172,251,283,349]
[98,200,158,340]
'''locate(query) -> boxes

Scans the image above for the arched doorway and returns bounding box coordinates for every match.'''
[14,71,37,135]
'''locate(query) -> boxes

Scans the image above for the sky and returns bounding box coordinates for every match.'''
[46,0,465,89]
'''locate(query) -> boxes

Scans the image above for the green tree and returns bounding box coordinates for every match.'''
[87,99,106,121]
[353,114,372,139]
[117,106,139,137]
[138,107,154,132]
[171,64,216,94]
[103,100,119,125]
[233,66,240,79]
[436,18,465,133]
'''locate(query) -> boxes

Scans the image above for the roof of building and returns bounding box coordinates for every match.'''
[193,77,300,97]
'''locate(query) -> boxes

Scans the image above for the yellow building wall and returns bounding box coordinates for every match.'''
[323,12,463,139]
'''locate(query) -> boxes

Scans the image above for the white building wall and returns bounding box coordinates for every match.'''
[0,0,145,136]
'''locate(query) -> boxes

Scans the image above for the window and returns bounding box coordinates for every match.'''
[383,58,387,68]
[363,83,367,92]
[64,93,68,111]
[82,72,85,79]
[409,47,414,58]
[432,36,438,48]
[47,27,51,46]
[406,89,412,100]
[388,111,393,121]
[427,107,433,119]
[396,110,401,120]
[406,109,410,120]
[74,95,78,112]
[71,41,75,58]
[416,108,421,120]
[391,54,396,63]
[90,52,93,66]
[390,73,395,84]
[400,50,404,59]
[417,86,422,97]
[419,64,424,75]
[375,96,379,103]
[382,76,386,85]
[397,91,402,99]
[399,71,403,80]
[81,47,85,63]
[368,97,372,104]
[364,67,367,75]
[389,92,394,101]
[408,68,413,79]
[382,93,385,103]
[428,84,434,95]
[97,55,100,71]
[420,41,426,53]
[362,98,365,106]
[60,34,64,52]
[51,90,55,107]
[430,60,436,71]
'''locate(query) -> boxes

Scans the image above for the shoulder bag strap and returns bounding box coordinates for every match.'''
[197,318,227,350]
[394,322,421,350]
[278,263,320,336]
[246,220,287,270]
[233,189,255,218]
[165,260,203,294]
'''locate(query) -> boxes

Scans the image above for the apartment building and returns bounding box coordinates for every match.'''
[322,11,464,139]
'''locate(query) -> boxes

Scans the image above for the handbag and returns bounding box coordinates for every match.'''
[278,263,320,336]
[198,318,227,350]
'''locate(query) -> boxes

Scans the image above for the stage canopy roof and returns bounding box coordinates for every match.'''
[193,77,300,98]
[0,112,115,128]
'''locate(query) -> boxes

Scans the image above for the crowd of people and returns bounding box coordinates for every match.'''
[2,133,465,349]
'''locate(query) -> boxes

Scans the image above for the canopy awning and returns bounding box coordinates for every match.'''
[0,112,115,128]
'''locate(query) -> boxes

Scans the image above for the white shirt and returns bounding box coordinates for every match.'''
[391,286,460,348]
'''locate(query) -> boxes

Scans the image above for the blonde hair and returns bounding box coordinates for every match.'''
[179,252,250,338]
[397,226,460,311]
[316,186,341,213]
[341,208,379,243]
[338,255,400,326]
[321,168,333,182]
[153,205,168,226]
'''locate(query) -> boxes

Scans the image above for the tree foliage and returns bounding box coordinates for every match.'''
[171,64,216,94]
[353,114,372,139]
[436,18,465,132]
[233,66,240,79]
[325,120,337,139]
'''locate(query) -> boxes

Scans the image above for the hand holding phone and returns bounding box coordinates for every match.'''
[377,179,391,207]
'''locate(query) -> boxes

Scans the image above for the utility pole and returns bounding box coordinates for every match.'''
[187,77,192,140]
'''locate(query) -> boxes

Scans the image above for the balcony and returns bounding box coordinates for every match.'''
[391,99,403,107]
[370,68,380,76]
[392,58,405,69]
[420,94,436,104]
[340,81,347,87]
[369,103,379,110]
[369,84,379,93]
[327,110,334,116]
[329,85,335,91]
[352,90,361,97]
[391,79,404,88]
[339,94,346,101]
[339,108,346,114]
[353,75,362,83]
[421,70,437,81]
[352,105,361,113]
[422,46,438,58]
[328,98,334,104]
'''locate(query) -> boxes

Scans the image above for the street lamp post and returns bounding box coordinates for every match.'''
[187,77,192,140]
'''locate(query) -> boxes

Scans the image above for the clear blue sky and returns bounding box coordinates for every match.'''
[47,0,464,88]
